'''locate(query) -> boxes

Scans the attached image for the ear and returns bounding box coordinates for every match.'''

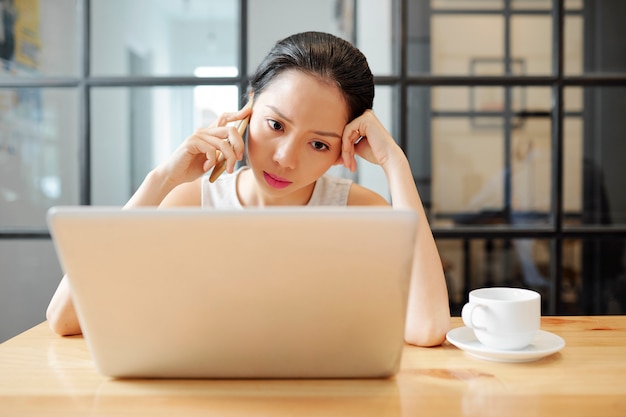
[333,155,345,166]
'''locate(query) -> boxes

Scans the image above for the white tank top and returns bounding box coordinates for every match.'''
[202,167,352,208]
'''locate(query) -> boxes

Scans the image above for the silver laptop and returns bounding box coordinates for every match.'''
[47,206,417,379]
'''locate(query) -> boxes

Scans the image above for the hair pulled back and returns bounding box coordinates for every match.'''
[249,31,374,122]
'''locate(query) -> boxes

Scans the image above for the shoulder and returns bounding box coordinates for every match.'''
[160,177,202,207]
[347,183,390,206]
[308,174,352,205]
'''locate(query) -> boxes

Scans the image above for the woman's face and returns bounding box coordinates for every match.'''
[245,70,349,205]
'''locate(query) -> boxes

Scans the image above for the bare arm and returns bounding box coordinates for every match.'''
[45,174,202,336]
[382,151,450,346]
[46,107,251,336]
[46,275,81,336]
[342,110,450,347]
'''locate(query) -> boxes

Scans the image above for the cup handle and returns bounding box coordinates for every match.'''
[461,302,487,331]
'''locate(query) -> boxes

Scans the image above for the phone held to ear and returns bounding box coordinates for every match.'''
[209,116,249,183]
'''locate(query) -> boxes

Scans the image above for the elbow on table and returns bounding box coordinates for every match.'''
[46,304,82,337]
[404,316,451,347]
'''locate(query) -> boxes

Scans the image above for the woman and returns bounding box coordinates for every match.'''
[47,31,450,346]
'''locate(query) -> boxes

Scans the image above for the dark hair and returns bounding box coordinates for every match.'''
[249,31,374,122]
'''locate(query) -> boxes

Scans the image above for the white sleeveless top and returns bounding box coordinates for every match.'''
[202,167,352,208]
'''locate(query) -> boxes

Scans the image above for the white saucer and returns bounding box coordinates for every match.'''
[446,327,565,363]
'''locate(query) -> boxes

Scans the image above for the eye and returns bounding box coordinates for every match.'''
[311,141,330,151]
[267,119,283,131]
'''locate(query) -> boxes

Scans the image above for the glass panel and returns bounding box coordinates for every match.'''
[90,0,238,77]
[575,1,626,75]
[0,88,79,229]
[564,86,583,113]
[356,0,397,76]
[360,85,394,201]
[432,85,548,115]
[0,239,62,343]
[564,14,584,75]
[511,0,584,10]
[562,238,626,315]
[427,14,504,76]
[562,94,584,225]
[248,0,356,75]
[511,0,551,10]
[90,85,239,205]
[406,0,430,74]
[435,1,582,11]
[510,118,552,218]
[431,0,504,10]
[565,0,583,9]
[562,117,583,220]
[413,86,552,226]
[563,86,626,227]
[406,87,433,212]
[437,239,467,314]
[438,238,552,316]
[0,0,78,78]
[431,117,505,224]
[511,15,552,75]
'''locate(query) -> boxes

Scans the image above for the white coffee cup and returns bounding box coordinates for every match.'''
[461,287,540,350]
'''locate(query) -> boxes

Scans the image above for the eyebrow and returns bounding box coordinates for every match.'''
[266,105,342,139]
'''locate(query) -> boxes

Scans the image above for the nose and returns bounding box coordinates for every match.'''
[272,137,298,169]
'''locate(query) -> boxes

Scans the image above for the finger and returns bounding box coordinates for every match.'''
[208,151,227,182]
[202,100,253,181]
[202,148,219,172]
[210,118,247,155]
[217,136,238,167]
[192,126,239,149]
[209,133,243,182]
[229,117,248,160]
[178,133,227,175]
[342,128,362,172]
[209,101,253,128]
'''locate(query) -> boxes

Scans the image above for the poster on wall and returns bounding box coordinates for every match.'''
[0,0,45,225]
[0,0,40,72]
[0,0,42,163]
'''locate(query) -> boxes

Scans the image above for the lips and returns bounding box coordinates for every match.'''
[263,171,292,189]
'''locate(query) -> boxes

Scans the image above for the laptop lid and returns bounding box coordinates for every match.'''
[47,206,417,379]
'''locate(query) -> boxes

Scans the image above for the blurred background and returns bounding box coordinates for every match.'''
[1,0,625,342]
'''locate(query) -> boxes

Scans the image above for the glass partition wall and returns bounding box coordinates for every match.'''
[410,0,626,316]
[1,0,625,341]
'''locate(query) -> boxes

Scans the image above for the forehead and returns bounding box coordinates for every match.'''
[257,70,349,128]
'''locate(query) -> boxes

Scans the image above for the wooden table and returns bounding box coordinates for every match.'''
[1,316,625,417]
